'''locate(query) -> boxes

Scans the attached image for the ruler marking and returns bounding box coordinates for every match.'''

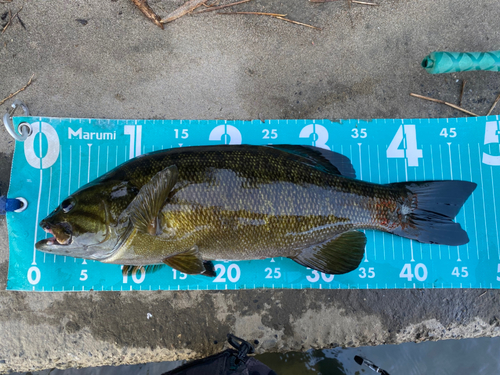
[467,144,480,259]
[448,143,457,261]
[106,145,109,172]
[68,145,72,195]
[32,122,44,265]
[457,144,469,261]
[477,144,490,260]
[87,144,92,183]
[46,167,53,225]
[58,149,62,205]
[78,145,82,188]
[97,145,100,177]
[489,165,500,259]
[377,145,386,261]
[386,152,395,261]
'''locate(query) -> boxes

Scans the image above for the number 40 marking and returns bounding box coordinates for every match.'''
[387,125,423,167]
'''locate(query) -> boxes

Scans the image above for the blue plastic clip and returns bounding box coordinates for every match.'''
[0,196,27,215]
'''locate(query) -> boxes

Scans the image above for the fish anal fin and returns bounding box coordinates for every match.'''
[293,231,366,274]
[163,246,215,276]
[123,165,178,234]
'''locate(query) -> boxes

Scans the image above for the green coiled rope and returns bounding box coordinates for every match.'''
[422,50,500,74]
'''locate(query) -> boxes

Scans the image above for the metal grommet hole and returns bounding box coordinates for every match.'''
[14,197,28,213]
[17,122,32,138]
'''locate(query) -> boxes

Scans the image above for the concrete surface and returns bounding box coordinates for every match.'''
[1,0,500,372]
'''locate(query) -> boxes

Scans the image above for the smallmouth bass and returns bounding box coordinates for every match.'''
[35,145,476,276]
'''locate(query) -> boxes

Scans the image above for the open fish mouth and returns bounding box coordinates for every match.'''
[40,223,73,246]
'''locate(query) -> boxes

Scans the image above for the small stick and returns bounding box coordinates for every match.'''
[458,80,466,107]
[218,11,287,17]
[478,291,487,298]
[275,17,322,30]
[410,93,479,117]
[195,0,252,14]
[0,73,35,106]
[16,14,26,30]
[486,93,500,116]
[218,11,320,30]
[129,0,164,29]
[351,0,377,5]
[161,0,208,23]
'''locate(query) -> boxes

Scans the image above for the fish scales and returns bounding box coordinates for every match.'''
[102,146,397,262]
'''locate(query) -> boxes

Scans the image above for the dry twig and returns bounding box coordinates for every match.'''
[410,93,479,117]
[218,11,320,30]
[129,0,164,29]
[0,73,35,106]
[195,0,252,14]
[218,11,286,17]
[458,80,466,107]
[161,0,208,23]
[351,0,378,5]
[275,16,322,30]
[486,93,500,116]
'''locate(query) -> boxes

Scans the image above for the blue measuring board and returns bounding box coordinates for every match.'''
[6,116,500,291]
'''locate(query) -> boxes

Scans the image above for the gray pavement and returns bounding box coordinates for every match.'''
[1,0,500,372]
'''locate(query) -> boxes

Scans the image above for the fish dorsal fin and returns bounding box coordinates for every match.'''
[267,145,356,178]
[123,165,179,234]
[163,246,216,277]
[292,231,366,274]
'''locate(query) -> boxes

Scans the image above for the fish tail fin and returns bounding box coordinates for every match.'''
[387,180,477,246]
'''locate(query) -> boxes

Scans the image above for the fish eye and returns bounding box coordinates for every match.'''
[61,198,75,213]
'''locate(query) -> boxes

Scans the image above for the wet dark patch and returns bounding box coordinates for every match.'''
[0,261,8,290]
[0,288,499,356]
[40,292,233,352]
[0,152,13,196]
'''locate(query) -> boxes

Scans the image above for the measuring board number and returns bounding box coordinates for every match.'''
[174,129,189,139]
[440,128,457,138]
[265,267,281,279]
[306,269,334,283]
[358,267,375,279]
[399,263,428,282]
[451,267,468,278]
[213,264,241,283]
[351,128,367,139]
[262,129,278,139]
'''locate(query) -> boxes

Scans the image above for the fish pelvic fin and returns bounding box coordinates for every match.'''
[387,180,477,246]
[292,231,366,274]
[122,264,166,277]
[122,165,179,235]
[163,246,216,277]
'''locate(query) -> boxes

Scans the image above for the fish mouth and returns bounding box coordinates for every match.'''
[39,222,73,247]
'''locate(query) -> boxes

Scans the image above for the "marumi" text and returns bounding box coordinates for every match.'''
[68,127,117,140]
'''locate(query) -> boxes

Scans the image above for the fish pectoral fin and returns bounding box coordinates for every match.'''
[292,231,366,275]
[124,165,179,234]
[163,246,216,277]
